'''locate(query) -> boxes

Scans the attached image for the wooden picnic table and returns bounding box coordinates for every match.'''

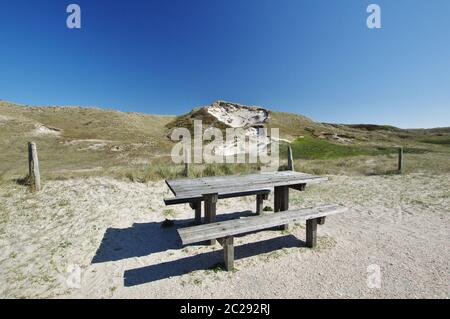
[164,171,327,242]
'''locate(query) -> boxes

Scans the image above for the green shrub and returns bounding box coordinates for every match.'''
[290,136,397,160]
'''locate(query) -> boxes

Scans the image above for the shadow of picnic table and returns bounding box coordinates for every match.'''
[92,210,256,264]
[123,234,305,286]
[91,210,306,286]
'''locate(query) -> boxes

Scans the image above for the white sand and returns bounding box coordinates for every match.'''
[0,115,11,122]
[0,173,449,298]
[207,102,268,128]
[33,124,61,136]
[206,102,280,156]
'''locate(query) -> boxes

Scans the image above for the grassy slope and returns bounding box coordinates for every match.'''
[0,100,449,182]
[0,101,174,179]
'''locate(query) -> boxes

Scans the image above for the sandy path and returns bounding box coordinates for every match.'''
[0,174,449,298]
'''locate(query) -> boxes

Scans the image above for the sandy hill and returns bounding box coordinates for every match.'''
[0,100,449,180]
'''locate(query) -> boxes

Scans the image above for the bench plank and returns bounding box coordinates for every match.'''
[178,204,347,245]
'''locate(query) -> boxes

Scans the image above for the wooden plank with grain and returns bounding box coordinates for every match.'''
[178,204,347,245]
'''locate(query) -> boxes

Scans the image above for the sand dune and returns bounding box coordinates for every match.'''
[0,173,448,298]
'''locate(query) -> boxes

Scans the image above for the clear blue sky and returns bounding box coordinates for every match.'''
[1,0,449,128]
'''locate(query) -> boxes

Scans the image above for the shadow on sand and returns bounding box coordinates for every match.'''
[92,210,257,264]
[123,234,305,286]
[91,210,306,286]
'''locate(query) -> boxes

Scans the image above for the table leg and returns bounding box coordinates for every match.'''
[317,216,326,225]
[194,201,202,224]
[223,236,234,271]
[274,186,289,230]
[306,218,317,248]
[203,193,218,245]
[256,194,264,215]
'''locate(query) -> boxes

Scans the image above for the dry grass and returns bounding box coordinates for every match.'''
[1,100,449,183]
[0,101,174,182]
[288,152,450,176]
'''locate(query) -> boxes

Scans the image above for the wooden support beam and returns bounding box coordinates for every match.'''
[398,147,404,174]
[28,142,41,192]
[287,144,294,171]
[290,183,306,192]
[189,201,202,224]
[317,217,326,225]
[222,236,234,271]
[274,186,289,230]
[256,194,264,215]
[164,189,271,206]
[306,218,317,248]
[203,193,218,245]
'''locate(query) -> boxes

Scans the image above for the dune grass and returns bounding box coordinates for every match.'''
[115,160,262,183]
[282,136,431,161]
[1,101,449,184]
[420,136,450,146]
[289,152,450,176]
[290,136,389,159]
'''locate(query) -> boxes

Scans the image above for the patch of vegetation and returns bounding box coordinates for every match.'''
[277,164,290,171]
[293,152,450,176]
[162,209,177,219]
[344,124,401,132]
[288,136,397,160]
[294,223,305,229]
[207,262,226,273]
[202,163,232,177]
[0,170,10,187]
[58,199,70,207]
[420,136,450,146]
[59,240,72,248]
[15,175,31,186]
[313,236,337,251]
[166,107,230,133]
[192,278,203,285]
[263,206,273,211]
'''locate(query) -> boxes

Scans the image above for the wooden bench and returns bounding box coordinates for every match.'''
[177,204,348,271]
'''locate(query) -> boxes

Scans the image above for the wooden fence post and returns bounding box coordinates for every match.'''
[287,144,294,171]
[28,142,41,191]
[183,149,190,177]
[398,147,404,174]
[184,162,190,177]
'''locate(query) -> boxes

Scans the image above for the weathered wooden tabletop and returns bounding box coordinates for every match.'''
[165,171,327,201]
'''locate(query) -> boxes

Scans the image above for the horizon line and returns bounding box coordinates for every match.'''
[1,98,447,131]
